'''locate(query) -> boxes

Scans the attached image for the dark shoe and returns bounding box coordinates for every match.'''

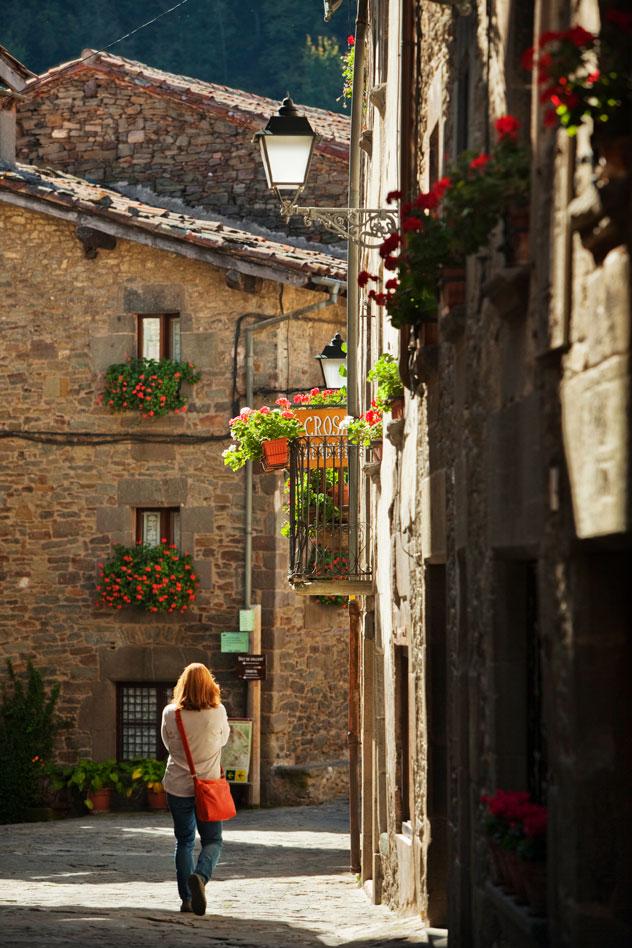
[180,900,192,913]
[188,873,207,916]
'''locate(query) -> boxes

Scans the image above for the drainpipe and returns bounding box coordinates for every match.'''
[346,0,369,885]
[243,281,343,608]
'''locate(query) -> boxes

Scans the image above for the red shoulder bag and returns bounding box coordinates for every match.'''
[175,708,236,822]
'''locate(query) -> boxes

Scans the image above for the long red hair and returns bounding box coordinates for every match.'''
[172,663,221,710]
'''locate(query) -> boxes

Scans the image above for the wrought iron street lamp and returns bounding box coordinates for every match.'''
[254,97,396,249]
[315,332,346,389]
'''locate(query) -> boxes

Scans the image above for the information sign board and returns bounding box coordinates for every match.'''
[222,718,252,783]
[221,631,250,653]
[236,654,266,680]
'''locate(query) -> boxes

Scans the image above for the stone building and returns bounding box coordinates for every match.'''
[10,48,350,242]
[0,160,349,805]
[340,0,631,945]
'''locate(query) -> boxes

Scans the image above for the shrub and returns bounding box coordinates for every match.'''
[0,661,64,823]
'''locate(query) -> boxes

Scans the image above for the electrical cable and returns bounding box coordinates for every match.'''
[0,429,227,446]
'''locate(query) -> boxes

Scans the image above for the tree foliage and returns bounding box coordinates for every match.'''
[1,0,357,111]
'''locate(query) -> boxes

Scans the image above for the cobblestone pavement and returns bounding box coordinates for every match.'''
[0,801,447,947]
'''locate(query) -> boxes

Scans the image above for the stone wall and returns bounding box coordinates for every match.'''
[0,201,348,803]
[355,0,631,942]
[15,73,349,243]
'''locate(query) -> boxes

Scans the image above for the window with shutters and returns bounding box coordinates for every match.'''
[138,314,181,361]
[136,508,181,548]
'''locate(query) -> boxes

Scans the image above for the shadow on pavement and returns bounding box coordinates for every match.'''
[0,905,432,947]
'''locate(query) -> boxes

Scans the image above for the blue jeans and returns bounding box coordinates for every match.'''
[166,793,223,902]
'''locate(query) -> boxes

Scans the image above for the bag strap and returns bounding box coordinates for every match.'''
[175,708,198,779]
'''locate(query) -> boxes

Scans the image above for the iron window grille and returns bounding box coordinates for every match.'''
[117,682,173,761]
[288,436,372,593]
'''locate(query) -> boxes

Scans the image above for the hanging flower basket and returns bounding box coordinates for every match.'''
[505,206,530,266]
[223,401,304,471]
[439,266,466,312]
[261,437,290,471]
[96,542,199,613]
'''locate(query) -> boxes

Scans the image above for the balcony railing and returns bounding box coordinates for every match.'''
[288,436,373,594]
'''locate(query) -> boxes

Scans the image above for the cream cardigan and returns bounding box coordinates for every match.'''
[161,702,230,797]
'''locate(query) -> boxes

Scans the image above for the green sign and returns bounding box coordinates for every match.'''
[221,631,250,653]
[239,608,255,631]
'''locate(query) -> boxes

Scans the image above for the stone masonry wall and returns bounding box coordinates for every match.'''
[0,201,348,802]
[15,74,349,243]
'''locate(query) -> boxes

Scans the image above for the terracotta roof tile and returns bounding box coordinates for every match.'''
[0,163,347,287]
[25,50,350,161]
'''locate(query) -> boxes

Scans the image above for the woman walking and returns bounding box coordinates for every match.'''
[161,662,231,916]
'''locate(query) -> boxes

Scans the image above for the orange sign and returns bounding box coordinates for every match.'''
[294,406,347,440]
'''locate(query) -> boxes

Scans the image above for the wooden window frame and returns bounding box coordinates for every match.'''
[135,507,180,547]
[116,682,173,761]
[137,313,180,360]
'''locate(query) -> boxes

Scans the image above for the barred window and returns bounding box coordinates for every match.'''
[117,683,173,761]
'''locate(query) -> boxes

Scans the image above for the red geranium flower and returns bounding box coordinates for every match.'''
[469,153,490,171]
[495,114,520,140]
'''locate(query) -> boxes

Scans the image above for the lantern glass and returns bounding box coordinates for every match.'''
[259,134,315,190]
[319,357,346,389]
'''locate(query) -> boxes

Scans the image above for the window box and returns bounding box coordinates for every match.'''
[96,542,198,613]
[101,357,201,417]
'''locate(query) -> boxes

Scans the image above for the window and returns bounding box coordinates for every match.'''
[138,314,181,361]
[136,507,181,548]
[117,683,173,760]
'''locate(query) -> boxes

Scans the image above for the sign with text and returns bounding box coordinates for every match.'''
[239,608,255,631]
[236,654,266,680]
[222,718,252,783]
[221,631,250,653]
[294,405,347,441]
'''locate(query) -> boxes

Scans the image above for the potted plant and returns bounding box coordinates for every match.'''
[100,357,201,418]
[223,403,305,472]
[131,758,168,811]
[367,354,405,418]
[359,115,530,328]
[341,405,383,460]
[480,789,548,914]
[66,758,131,812]
[313,552,350,606]
[96,541,199,614]
[524,16,631,148]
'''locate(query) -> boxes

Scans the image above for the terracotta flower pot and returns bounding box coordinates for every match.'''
[326,482,350,508]
[371,441,383,462]
[315,527,349,553]
[147,787,168,811]
[505,850,529,903]
[521,859,547,915]
[506,206,530,265]
[389,396,405,420]
[261,437,289,472]
[489,841,507,887]
[88,788,112,813]
[439,266,466,312]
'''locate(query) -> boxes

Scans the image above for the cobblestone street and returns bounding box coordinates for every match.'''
[0,802,447,947]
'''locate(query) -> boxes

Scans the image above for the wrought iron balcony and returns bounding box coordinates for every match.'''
[287,436,373,595]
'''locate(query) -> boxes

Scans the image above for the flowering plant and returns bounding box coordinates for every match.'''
[292,386,347,406]
[314,551,350,606]
[96,542,199,613]
[223,400,305,471]
[367,353,404,411]
[101,357,201,417]
[281,469,347,538]
[524,13,631,136]
[340,404,383,446]
[480,789,548,860]
[338,35,355,107]
[360,116,530,329]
